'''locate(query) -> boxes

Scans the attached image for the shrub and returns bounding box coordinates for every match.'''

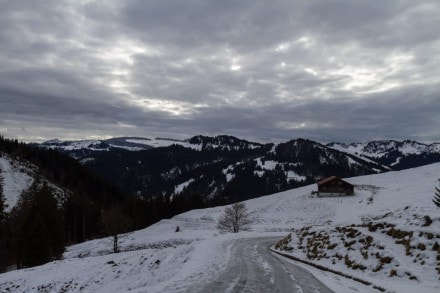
[423,215,433,227]
[417,243,426,251]
[347,228,359,238]
[344,255,352,267]
[344,240,356,247]
[328,243,338,250]
[373,263,383,272]
[380,256,393,264]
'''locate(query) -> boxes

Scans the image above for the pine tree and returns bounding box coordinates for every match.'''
[434,178,440,207]
[0,169,9,270]
[22,213,51,267]
[0,175,6,223]
[10,180,65,267]
[9,184,33,269]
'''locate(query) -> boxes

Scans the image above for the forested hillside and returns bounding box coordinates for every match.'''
[54,136,387,204]
[0,136,144,271]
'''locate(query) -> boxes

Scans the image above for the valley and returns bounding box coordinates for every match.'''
[1,160,439,292]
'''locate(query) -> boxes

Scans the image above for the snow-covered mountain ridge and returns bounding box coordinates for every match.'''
[36,136,440,172]
[1,163,439,292]
[37,136,440,155]
[35,135,268,158]
[31,136,396,202]
[327,140,440,169]
[36,137,194,154]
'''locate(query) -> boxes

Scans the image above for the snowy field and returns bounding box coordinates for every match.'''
[1,163,439,292]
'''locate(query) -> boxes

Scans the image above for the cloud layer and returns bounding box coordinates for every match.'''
[1,0,439,142]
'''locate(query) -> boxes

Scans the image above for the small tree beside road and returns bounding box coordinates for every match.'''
[102,207,131,253]
[217,202,252,233]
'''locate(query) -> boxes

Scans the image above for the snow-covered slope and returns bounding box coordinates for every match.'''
[0,153,66,211]
[125,137,201,150]
[327,140,440,169]
[328,140,429,158]
[37,137,201,153]
[0,154,35,211]
[1,164,439,292]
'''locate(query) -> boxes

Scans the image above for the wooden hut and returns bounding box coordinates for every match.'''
[316,176,354,197]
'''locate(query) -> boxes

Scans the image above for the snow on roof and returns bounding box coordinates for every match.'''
[316,176,338,186]
[316,176,353,186]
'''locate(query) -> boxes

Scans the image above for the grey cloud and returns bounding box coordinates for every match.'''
[0,0,439,142]
[183,83,440,142]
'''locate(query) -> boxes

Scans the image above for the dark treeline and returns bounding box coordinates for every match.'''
[0,135,227,271]
[0,135,125,243]
[6,180,64,268]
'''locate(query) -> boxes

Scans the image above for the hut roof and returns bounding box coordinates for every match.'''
[317,176,353,186]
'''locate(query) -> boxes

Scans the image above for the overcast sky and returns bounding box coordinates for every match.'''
[1,0,439,143]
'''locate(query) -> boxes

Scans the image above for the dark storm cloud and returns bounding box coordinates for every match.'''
[0,0,439,142]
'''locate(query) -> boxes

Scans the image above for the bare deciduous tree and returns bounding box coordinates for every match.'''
[217,202,252,233]
[101,207,130,253]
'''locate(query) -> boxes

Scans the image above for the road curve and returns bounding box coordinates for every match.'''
[198,237,334,293]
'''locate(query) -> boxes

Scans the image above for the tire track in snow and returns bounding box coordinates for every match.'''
[197,237,333,293]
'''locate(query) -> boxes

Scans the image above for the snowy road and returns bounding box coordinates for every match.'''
[198,237,333,293]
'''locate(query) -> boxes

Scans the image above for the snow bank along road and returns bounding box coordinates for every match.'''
[197,237,333,293]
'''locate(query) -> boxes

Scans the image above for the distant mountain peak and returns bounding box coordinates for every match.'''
[188,135,267,151]
[327,139,440,170]
[43,138,63,144]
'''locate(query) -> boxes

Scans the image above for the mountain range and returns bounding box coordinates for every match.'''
[327,140,440,170]
[33,136,440,204]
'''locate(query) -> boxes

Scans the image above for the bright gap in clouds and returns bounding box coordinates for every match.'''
[128,98,204,117]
